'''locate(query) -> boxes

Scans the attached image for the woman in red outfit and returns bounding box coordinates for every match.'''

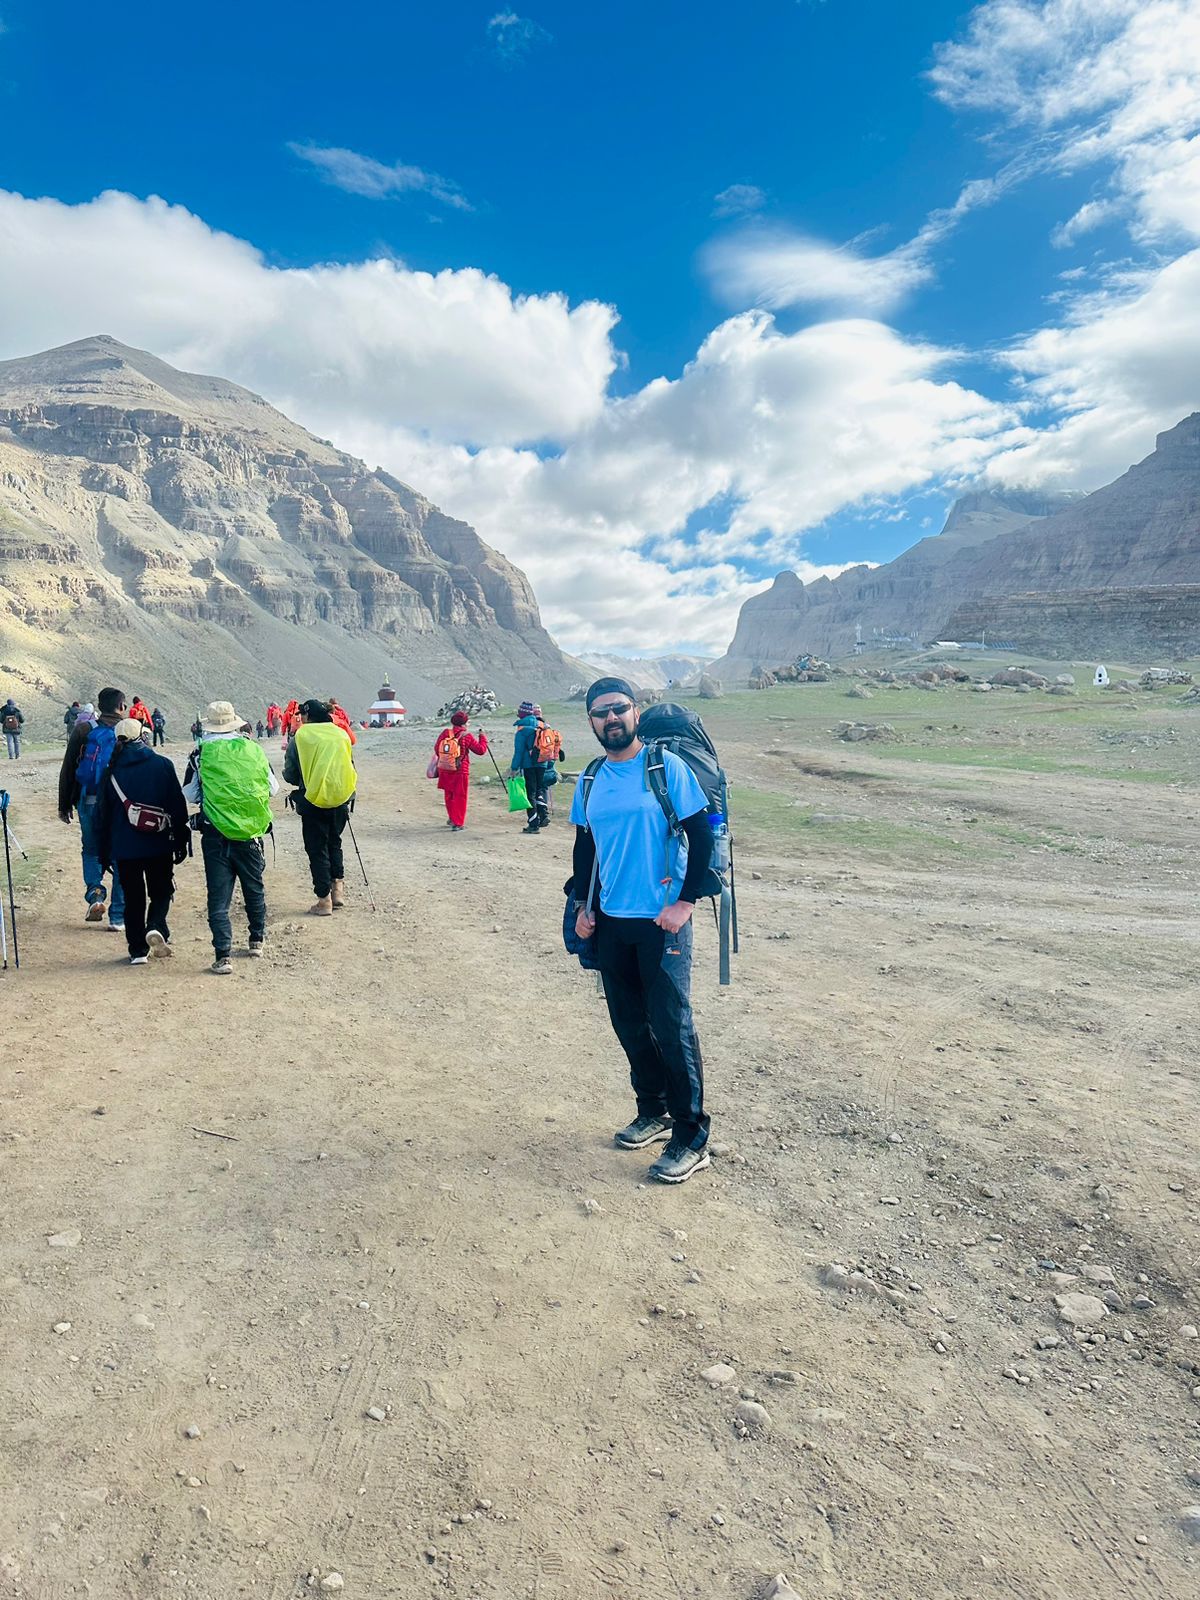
[434,711,488,830]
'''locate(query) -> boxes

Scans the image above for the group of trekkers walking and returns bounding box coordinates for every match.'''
[49,674,713,1184]
[58,690,356,972]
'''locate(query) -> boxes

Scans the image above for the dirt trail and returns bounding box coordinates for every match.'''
[1,731,1197,1599]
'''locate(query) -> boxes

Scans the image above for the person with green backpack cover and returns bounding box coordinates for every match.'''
[183,700,278,975]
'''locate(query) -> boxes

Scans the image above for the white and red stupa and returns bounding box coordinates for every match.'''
[368,675,405,727]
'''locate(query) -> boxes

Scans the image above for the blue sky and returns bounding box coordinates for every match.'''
[1,1,1198,653]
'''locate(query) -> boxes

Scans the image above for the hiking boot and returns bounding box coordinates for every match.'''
[86,902,105,923]
[521,822,541,834]
[309,896,334,916]
[129,954,149,966]
[211,955,233,976]
[614,1114,674,1150]
[247,938,265,958]
[648,1140,711,1185]
[147,930,172,959]
[331,879,345,909]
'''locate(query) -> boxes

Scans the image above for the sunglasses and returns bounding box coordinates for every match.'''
[589,702,634,720]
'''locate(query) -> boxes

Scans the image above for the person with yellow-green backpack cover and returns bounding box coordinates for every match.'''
[183,700,279,975]
[282,697,357,916]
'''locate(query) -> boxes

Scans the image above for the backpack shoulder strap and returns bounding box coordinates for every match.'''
[579,757,605,827]
[643,741,681,834]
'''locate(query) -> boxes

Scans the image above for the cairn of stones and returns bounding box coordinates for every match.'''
[437,685,501,720]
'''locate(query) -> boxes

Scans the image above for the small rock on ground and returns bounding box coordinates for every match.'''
[1055,1292,1107,1327]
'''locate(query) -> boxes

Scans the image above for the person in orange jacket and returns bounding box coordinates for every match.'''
[128,696,153,731]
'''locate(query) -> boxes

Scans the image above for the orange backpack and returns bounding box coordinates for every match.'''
[533,725,561,761]
[436,730,462,772]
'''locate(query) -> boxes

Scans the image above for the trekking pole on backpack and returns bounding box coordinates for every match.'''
[0,791,19,970]
[344,814,376,912]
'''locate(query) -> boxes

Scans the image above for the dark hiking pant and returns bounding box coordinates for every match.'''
[596,911,708,1150]
[299,799,348,898]
[152,727,165,747]
[524,764,549,827]
[116,855,175,959]
[201,831,267,956]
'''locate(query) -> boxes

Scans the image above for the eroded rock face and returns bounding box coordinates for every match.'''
[0,336,573,707]
[711,419,1200,673]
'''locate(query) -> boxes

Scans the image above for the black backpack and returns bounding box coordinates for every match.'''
[580,703,739,984]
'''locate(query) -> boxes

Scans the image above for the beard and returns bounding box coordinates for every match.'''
[596,722,637,751]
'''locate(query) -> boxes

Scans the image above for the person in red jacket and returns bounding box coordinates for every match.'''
[433,711,488,831]
[128,696,153,732]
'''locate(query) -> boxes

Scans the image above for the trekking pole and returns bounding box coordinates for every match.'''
[481,730,510,801]
[345,814,376,912]
[1,792,18,970]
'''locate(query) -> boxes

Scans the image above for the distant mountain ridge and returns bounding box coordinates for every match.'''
[0,335,577,714]
[712,417,1200,675]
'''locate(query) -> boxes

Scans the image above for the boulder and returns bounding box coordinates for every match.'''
[696,673,723,700]
[846,685,873,699]
[1054,673,1076,686]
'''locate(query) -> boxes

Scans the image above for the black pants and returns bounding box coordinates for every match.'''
[201,831,267,955]
[152,727,165,746]
[299,800,348,897]
[524,765,549,826]
[596,912,708,1149]
[116,855,175,958]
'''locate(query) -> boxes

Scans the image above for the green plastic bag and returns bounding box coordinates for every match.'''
[507,774,529,812]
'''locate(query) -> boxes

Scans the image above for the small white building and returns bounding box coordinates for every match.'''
[368,675,405,726]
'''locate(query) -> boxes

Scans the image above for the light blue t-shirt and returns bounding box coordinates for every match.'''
[570,747,708,918]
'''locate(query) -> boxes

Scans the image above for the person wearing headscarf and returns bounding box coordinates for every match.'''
[432,710,489,831]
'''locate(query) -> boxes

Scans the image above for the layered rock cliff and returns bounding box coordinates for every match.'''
[713,417,1200,676]
[0,335,576,714]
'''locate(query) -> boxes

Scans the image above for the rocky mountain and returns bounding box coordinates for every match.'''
[0,335,577,717]
[580,652,711,692]
[712,416,1200,676]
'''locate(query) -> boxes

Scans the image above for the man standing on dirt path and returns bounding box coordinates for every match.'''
[3,697,24,759]
[58,686,128,932]
[96,719,189,966]
[184,701,277,975]
[151,706,167,747]
[283,698,357,916]
[569,677,714,1185]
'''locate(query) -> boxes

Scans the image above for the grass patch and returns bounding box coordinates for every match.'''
[731,786,968,862]
[861,742,1181,783]
[6,844,47,895]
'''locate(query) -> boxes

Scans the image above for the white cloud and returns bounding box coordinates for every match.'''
[703,162,1029,315]
[713,184,767,218]
[0,188,1022,654]
[704,227,934,315]
[288,143,472,211]
[487,11,551,64]
[929,1,1200,495]
[987,247,1200,487]
[0,189,615,448]
[932,0,1200,244]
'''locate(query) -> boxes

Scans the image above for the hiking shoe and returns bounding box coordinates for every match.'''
[521,822,541,834]
[211,955,233,976]
[129,954,149,966]
[331,879,345,909]
[147,930,172,959]
[309,896,333,916]
[648,1140,711,1185]
[86,903,105,923]
[247,938,265,958]
[614,1114,674,1150]
[108,922,125,934]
